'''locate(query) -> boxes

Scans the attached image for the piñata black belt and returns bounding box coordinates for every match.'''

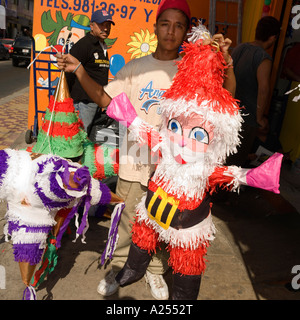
[145,187,211,230]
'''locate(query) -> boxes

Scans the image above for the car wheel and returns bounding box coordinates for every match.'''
[25,130,33,144]
[12,58,19,66]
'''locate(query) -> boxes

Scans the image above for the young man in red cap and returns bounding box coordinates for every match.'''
[57,0,235,300]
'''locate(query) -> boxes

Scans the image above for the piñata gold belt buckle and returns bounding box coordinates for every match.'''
[146,187,179,230]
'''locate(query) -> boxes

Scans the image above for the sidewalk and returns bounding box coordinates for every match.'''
[0,89,300,300]
[0,87,29,150]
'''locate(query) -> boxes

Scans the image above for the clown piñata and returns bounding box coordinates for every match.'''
[105,23,283,300]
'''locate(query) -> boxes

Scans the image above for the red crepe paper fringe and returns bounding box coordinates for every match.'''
[163,42,240,115]
[41,120,83,139]
[131,219,159,254]
[93,144,105,180]
[48,96,75,113]
[208,166,234,194]
[92,145,119,180]
[167,242,209,275]
[41,96,84,139]
[131,218,209,275]
[111,148,119,174]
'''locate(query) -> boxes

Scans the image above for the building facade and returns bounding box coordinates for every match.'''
[0,0,33,38]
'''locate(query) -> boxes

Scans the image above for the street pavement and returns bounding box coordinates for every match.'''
[0,88,300,301]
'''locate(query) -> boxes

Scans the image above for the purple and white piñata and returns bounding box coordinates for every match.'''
[0,149,111,265]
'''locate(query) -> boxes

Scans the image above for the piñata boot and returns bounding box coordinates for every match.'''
[172,273,201,300]
[115,242,152,286]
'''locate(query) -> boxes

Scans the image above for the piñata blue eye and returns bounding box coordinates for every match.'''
[168,119,182,135]
[189,127,209,144]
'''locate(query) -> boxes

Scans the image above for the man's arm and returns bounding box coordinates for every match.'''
[223,65,236,97]
[211,34,236,97]
[256,59,272,131]
[56,53,112,107]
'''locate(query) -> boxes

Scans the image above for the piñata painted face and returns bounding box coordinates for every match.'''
[166,112,214,164]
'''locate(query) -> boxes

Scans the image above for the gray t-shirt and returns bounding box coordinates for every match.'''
[232,43,272,127]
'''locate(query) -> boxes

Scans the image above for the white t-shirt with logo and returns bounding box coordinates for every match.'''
[104,53,180,186]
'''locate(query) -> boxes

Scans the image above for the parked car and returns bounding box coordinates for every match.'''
[0,38,14,56]
[11,36,32,67]
[0,43,9,60]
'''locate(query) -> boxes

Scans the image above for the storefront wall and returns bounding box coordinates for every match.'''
[27,0,292,147]
[277,1,300,162]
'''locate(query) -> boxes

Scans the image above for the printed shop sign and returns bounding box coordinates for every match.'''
[28,0,210,128]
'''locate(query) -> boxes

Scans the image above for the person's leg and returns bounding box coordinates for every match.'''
[98,178,169,298]
[97,178,148,296]
[115,242,152,286]
[115,215,169,300]
[116,217,160,285]
[112,179,169,273]
[111,179,147,272]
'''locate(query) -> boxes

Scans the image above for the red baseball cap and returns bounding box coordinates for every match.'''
[156,0,191,22]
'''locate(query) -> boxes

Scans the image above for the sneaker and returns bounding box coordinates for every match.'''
[145,270,169,300]
[97,269,119,296]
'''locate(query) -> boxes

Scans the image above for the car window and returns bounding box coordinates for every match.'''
[1,39,14,45]
[14,38,31,46]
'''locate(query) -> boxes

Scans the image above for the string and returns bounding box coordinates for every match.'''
[28,33,72,154]
[27,45,59,70]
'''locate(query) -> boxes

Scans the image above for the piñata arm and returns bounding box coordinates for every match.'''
[208,166,235,194]
[223,153,283,194]
[107,92,162,151]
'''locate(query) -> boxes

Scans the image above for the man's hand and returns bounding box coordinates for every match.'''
[205,34,235,96]
[56,53,80,73]
[57,52,111,107]
[211,34,232,65]
[202,34,233,65]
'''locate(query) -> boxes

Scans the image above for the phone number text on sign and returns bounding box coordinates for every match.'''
[40,0,162,22]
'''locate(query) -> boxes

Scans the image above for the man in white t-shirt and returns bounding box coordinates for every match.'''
[57,0,236,300]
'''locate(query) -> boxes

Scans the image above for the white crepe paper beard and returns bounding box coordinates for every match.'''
[152,126,216,200]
